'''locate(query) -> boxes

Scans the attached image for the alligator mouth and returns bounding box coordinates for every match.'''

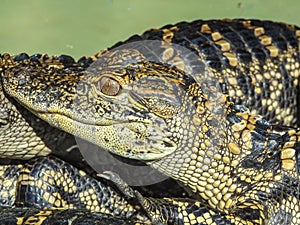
[33,110,177,161]
[35,109,151,127]
[7,91,177,160]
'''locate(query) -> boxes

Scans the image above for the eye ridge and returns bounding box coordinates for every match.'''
[99,76,121,96]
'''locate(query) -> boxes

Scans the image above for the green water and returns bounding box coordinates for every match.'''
[0,0,299,59]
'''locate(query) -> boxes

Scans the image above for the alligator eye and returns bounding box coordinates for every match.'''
[99,76,121,96]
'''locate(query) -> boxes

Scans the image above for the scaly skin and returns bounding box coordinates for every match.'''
[0,207,146,225]
[1,19,300,224]
[0,53,191,225]
[0,156,152,224]
[0,53,80,160]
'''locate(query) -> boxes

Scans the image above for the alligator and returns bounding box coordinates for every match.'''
[1,19,300,224]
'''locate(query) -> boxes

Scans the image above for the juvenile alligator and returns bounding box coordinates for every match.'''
[0,54,190,224]
[1,19,300,224]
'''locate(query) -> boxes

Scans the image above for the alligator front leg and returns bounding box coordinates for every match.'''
[100,171,238,225]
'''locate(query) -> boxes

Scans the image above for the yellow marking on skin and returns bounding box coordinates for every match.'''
[245,177,252,183]
[192,114,201,126]
[233,131,240,139]
[170,25,179,32]
[264,72,271,80]
[236,111,250,120]
[283,141,295,149]
[54,199,62,207]
[254,173,263,181]
[202,125,209,133]
[224,197,233,209]
[217,165,225,174]
[231,159,239,167]
[216,40,231,51]
[209,196,219,207]
[36,211,52,216]
[227,89,235,98]
[256,73,263,81]
[79,170,86,176]
[162,47,175,61]
[170,56,186,71]
[162,29,174,43]
[228,143,241,155]
[21,168,31,173]
[246,123,255,130]
[200,24,211,33]
[266,46,279,57]
[24,211,52,225]
[16,217,24,225]
[274,174,282,181]
[218,181,226,191]
[259,35,272,45]
[261,99,268,106]
[214,154,222,161]
[240,174,246,181]
[204,139,211,148]
[48,195,56,205]
[205,183,214,191]
[2,179,13,187]
[210,161,218,169]
[228,77,238,85]
[288,129,296,136]
[223,166,231,174]
[211,32,223,41]
[232,120,247,132]
[223,52,238,66]
[200,143,206,150]
[236,89,243,97]
[1,191,8,198]
[218,200,226,211]
[281,148,295,159]
[254,27,265,36]
[18,173,33,185]
[222,157,230,164]
[264,171,274,178]
[43,192,50,202]
[188,213,196,221]
[282,159,295,171]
